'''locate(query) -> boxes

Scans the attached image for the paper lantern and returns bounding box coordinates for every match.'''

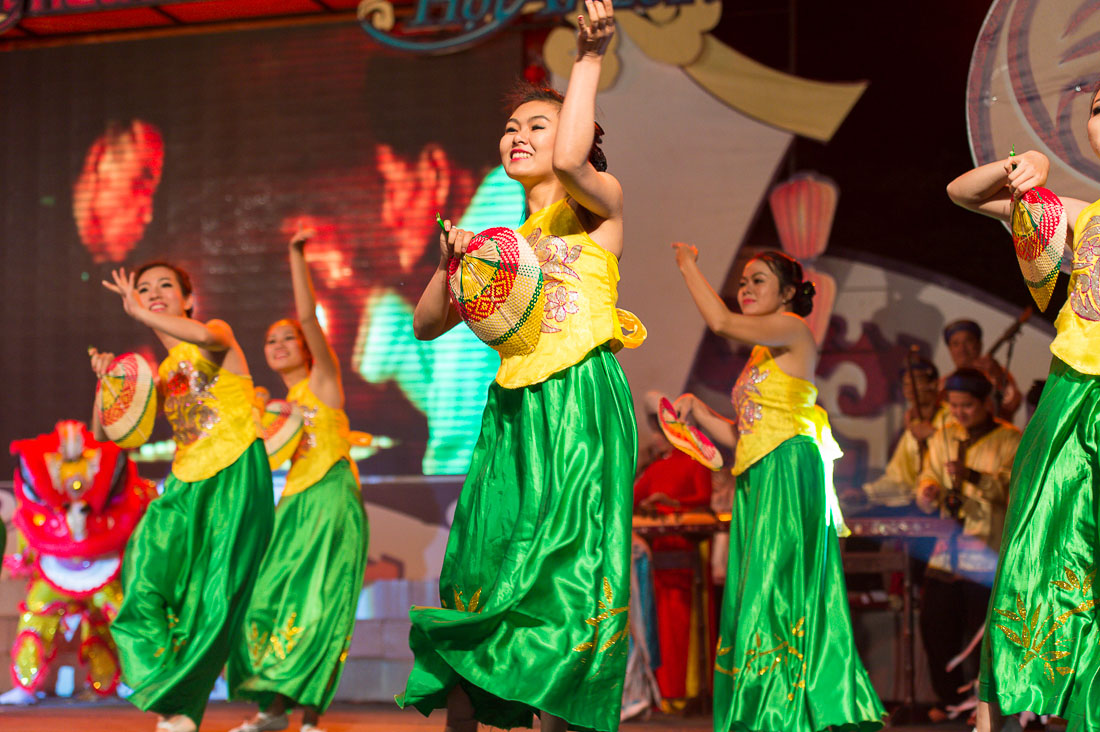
[448,226,545,357]
[768,173,839,261]
[96,353,156,449]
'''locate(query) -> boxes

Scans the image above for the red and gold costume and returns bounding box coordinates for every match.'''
[4,421,154,696]
[633,449,714,705]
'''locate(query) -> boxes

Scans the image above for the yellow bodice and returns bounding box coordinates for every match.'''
[158,342,259,482]
[1051,199,1100,374]
[730,346,839,476]
[282,379,356,498]
[495,198,644,388]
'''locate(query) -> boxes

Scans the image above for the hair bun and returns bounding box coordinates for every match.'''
[801,281,816,299]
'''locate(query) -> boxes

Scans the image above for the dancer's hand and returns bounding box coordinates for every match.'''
[102,267,142,319]
[1003,150,1048,198]
[577,0,615,59]
[439,220,474,263]
[672,241,698,268]
[290,227,315,253]
[88,347,115,378]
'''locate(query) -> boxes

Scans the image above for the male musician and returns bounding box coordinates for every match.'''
[633,401,713,709]
[916,369,1021,718]
[860,356,948,507]
[942,319,1022,420]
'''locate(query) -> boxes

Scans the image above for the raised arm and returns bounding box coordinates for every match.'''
[412,220,465,341]
[673,243,809,349]
[289,229,342,403]
[947,150,1090,234]
[103,268,233,351]
[553,0,622,226]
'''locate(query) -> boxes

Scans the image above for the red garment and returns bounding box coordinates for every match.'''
[634,449,714,700]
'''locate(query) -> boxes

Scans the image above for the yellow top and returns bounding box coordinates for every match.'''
[495,198,644,388]
[1051,199,1100,374]
[282,379,356,498]
[731,345,840,477]
[918,419,1022,579]
[159,342,258,482]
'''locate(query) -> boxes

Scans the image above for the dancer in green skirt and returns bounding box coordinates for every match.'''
[226,228,368,732]
[396,2,645,730]
[673,246,885,732]
[947,91,1100,731]
[90,262,274,732]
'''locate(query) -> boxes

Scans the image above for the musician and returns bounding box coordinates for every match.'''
[860,356,948,507]
[915,368,1021,718]
[941,319,1022,420]
[633,402,714,710]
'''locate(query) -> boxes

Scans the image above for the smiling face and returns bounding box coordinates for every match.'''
[264,320,310,373]
[947,390,990,431]
[946,330,981,369]
[737,258,794,316]
[135,266,191,318]
[500,100,559,184]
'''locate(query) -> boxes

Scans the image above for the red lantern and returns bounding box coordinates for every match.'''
[768,173,839,261]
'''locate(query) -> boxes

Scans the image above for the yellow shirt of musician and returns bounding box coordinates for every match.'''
[282,379,356,499]
[159,342,259,483]
[917,419,1022,578]
[495,198,644,389]
[730,345,840,476]
[1051,199,1100,374]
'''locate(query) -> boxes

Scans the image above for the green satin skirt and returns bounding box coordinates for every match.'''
[227,458,368,713]
[714,436,885,732]
[397,345,637,732]
[979,358,1100,729]
[112,439,274,727]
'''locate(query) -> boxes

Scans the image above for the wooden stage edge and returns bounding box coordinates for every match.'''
[0,700,969,731]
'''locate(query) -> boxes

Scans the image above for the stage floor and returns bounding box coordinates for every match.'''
[0,700,970,731]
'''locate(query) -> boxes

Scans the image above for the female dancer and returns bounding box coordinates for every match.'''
[947,116,1100,730]
[89,262,274,732]
[673,246,885,732]
[227,229,368,732]
[396,2,641,730]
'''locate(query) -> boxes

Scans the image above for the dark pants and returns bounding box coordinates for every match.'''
[919,572,990,706]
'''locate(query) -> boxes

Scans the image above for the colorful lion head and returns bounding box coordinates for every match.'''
[10,420,155,596]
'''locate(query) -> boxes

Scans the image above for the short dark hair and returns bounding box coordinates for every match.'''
[134,260,194,318]
[944,367,993,400]
[749,250,815,317]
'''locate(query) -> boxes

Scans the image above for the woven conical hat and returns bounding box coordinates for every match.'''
[448,227,544,357]
[96,352,156,449]
[657,396,724,471]
[259,399,303,470]
[1011,187,1067,312]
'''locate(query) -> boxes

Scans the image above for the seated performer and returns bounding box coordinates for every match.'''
[915,368,1021,720]
[633,402,714,709]
[941,319,1021,420]
[860,356,948,508]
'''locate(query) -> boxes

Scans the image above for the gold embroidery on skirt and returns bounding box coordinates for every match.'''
[714,618,807,701]
[991,567,1095,682]
[572,577,628,659]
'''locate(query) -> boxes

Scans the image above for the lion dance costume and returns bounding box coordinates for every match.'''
[4,420,154,697]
